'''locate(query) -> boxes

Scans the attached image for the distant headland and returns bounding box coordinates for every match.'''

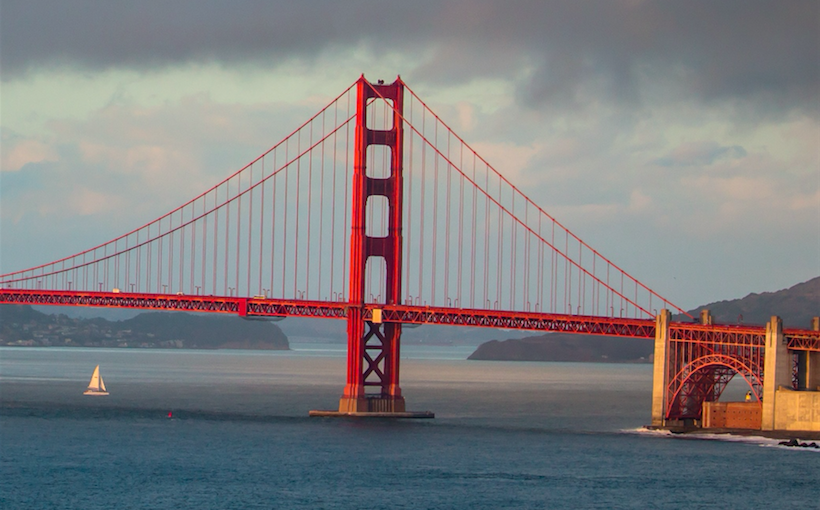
[0,305,289,350]
[469,276,820,363]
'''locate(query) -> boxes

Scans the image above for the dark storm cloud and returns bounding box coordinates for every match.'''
[0,1,438,74]
[2,0,817,114]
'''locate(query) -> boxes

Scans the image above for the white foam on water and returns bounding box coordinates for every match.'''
[622,427,820,452]
[621,427,673,437]
[683,432,782,447]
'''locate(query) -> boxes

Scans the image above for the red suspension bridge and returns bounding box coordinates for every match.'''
[2,77,818,426]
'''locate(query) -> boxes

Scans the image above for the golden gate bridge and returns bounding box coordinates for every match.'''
[2,77,818,428]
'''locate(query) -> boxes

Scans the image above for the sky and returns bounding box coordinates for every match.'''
[1,0,818,312]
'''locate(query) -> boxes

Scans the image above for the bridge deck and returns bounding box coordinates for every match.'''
[2,289,818,351]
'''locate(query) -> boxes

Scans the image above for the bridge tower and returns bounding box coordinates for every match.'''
[334,76,417,415]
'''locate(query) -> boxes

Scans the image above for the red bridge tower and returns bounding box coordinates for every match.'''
[317,76,429,417]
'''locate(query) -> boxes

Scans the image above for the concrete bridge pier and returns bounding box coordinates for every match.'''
[651,309,671,427]
[761,316,820,432]
[761,316,791,430]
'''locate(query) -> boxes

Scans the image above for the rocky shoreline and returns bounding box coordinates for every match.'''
[644,425,820,442]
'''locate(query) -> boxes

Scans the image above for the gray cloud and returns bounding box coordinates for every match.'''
[653,142,747,168]
[0,1,434,74]
[2,1,817,117]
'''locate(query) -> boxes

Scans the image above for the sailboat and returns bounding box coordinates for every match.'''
[83,365,109,396]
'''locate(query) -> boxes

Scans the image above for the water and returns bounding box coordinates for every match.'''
[1,346,817,509]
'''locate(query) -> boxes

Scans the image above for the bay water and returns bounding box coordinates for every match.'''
[1,345,817,509]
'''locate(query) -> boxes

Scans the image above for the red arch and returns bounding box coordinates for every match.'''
[666,353,762,418]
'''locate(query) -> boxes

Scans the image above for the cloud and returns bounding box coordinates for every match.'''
[464,100,818,246]
[0,93,323,271]
[2,1,817,120]
[0,1,433,76]
[0,138,59,171]
[653,142,747,167]
[469,141,543,185]
[648,145,819,238]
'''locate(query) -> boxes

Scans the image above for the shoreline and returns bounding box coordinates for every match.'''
[644,424,820,441]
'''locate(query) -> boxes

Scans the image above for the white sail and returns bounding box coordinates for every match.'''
[84,365,109,395]
[87,365,100,391]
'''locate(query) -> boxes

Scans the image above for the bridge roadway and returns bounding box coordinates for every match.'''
[3,289,819,352]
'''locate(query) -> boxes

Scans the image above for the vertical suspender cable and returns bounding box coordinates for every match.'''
[482,159,489,308]
[247,163,254,296]
[330,104,338,298]
[510,192,516,309]
[404,96,413,303]
[190,201,196,293]
[294,131,301,298]
[444,131,451,304]
[457,142,464,307]
[306,122,313,298]
[419,111,426,304]
[258,157,265,295]
[318,109,326,299]
[236,173,242,295]
[283,143,290,298]
[224,181,230,295]
[431,120,438,304]
[270,149,278,295]
[343,92,351,301]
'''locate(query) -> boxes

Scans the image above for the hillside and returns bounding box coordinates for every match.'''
[0,305,289,350]
[681,276,820,328]
[31,307,528,346]
[469,277,819,363]
[468,334,652,363]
